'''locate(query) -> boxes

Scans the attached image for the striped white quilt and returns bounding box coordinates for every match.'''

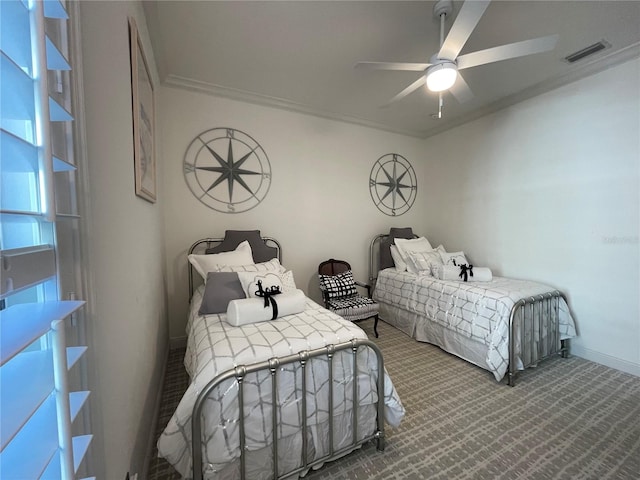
[157,287,405,479]
[373,268,576,381]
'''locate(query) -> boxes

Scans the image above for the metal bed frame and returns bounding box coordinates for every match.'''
[187,234,387,479]
[192,339,386,480]
[369,233,569,387]
[507,293,570,386]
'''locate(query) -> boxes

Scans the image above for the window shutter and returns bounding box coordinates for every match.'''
[0,0,92,478]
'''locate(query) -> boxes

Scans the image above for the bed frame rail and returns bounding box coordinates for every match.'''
[508,291,570,386]
[192,339,386,480]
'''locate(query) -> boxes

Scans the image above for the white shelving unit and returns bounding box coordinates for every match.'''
[0,301,93,479]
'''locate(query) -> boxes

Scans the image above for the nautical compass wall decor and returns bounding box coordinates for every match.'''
[369,153,417,216]
[183,128,272,213]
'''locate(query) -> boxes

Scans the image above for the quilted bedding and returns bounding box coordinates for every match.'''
[373,268,577,381]
[157,286,405,479]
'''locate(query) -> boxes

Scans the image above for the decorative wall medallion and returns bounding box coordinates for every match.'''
[369,153,417,216]
[183,128,271,213]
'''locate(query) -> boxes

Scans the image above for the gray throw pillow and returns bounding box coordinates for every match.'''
[199,272,246,315]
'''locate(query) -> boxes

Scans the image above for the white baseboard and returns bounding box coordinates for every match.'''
[169,335,187,349]
[572,345,640,377]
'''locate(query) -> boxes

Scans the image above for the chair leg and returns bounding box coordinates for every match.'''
[373,315,379,338]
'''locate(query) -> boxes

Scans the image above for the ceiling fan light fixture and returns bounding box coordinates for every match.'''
[426,62,458,92]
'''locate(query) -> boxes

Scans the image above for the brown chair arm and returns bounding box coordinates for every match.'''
[354,280,373,298]
[318,285,330,307]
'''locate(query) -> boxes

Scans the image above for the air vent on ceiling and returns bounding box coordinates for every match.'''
[564,40,611,63]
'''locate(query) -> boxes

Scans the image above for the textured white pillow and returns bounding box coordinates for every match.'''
[237,271,284,298]
[188,240,253,280]
[390,245,408,271]
[215,257,286,274]
[394,237,433,274]
[279,270,298,292]
[407,250,443,276]
[439,250,469,267]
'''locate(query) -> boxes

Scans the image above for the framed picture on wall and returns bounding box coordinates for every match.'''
[129,17,156,203]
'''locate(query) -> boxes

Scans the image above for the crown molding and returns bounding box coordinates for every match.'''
[163,75,425,138]
[163,43,639,141]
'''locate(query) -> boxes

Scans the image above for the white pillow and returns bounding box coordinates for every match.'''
[189,240,253,280]
[439,250,469,267]
[237,271,284,298]
[407,250,443,276]
[280,270,298,292]
[215,257,286,274]
[390,245,408,271]
[394,237,433,274]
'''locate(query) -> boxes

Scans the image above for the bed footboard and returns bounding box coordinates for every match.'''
[192,339,386,480]
[507,291,570,386]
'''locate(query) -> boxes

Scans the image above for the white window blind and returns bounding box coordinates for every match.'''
[0,0,92,478]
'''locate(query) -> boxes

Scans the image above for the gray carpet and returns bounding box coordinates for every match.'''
[149,320,640,479]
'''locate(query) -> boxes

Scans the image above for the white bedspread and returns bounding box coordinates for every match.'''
[373,268,576,381]
[157,286,405,479]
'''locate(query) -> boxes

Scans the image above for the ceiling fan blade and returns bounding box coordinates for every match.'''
[438,0,491,61]
[449,73,474,103]
[383,76,426,107]
[457,34,559,70]
[355,61,430,72]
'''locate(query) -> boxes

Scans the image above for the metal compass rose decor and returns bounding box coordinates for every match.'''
[183,128,272,213]
[369,153,417,216]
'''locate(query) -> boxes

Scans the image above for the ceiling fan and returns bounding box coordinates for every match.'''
[356,0,559,118]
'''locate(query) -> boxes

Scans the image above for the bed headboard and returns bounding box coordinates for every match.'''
[188,230,282,297]
[369,227,417,282]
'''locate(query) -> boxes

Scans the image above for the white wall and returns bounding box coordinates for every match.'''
[159,87,428,341]
[160,59,639,374]
[79,1,168,478]
[422,58,640,375]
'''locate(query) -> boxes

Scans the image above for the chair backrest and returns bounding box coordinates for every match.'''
[318,258,351,276]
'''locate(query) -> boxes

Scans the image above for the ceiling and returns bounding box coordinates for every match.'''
[143,1,640,138]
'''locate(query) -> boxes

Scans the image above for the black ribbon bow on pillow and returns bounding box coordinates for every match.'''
[458,264,474,282]
[254,280,282,319]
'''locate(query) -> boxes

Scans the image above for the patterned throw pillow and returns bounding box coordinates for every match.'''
[439,251,469,267]
[279,270,297,292]
[394,237,433,274]
[237,271,284,298]
[319,270,357,299]
[215,257,286,274]
[407,250,443,276]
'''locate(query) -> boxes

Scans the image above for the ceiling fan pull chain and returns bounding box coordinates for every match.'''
[440,10,446,49]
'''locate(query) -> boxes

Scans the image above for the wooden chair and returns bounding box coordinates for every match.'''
[318,259,380,337]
